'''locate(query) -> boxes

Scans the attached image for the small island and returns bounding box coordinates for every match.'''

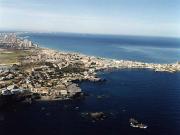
[129,118,148,129]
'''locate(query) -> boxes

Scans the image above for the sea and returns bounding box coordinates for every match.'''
[1,33,180,135]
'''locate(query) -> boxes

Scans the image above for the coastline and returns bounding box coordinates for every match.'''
[33,47,180,73]
[0,33,180,104]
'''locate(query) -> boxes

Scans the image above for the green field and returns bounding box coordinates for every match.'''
[0,50,30,65]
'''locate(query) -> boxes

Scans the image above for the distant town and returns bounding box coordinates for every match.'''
[0,32,180,108]
[0,33,38,49]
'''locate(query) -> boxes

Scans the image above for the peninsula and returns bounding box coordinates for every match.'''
[0,33,180,105]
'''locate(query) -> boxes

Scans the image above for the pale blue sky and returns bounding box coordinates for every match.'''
[0,0,180,37]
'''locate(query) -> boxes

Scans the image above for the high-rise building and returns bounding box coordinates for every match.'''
[28,41,32,47]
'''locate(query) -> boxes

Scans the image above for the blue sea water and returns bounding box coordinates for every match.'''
[1,69,180,135]
[1,33,180,135]
[21,33,180,63]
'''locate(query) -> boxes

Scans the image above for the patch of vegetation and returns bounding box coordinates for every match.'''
[0,50,31,65]
[61,63,87,73]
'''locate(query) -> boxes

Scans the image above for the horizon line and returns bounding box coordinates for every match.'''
[0,29,180,39]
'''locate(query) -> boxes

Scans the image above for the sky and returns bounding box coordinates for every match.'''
[0,0,180,37]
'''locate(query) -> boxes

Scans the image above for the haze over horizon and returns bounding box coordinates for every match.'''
[0,0,180,37]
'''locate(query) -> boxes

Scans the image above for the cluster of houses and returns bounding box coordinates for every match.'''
[1,33,179,105]
[22,47,180,74]
[0,61,86,101]
[28,65,83,99]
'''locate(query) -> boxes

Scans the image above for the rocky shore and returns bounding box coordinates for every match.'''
[0,33,180,107]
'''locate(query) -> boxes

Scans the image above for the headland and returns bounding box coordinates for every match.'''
[0,33,180,106]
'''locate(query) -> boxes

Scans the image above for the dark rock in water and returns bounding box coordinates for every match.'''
[122,109,126,112]
[90,112,106,120]
[0,92,34,109]
[74,106,79,110]
[90,78,106,83]
[81,112,106,121]
[129,118,148,129]
[72,92,86,99]
[31,93,41,100]
[41,107,46,111]
[129,118,138,124]
[96,94,109,99]
[99,78,106,82]
[97,95,103,99]
[45,112,51,116]
[23,97,32,104]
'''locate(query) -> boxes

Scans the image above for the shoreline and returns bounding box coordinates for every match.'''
[0,33,180,104]
[33,47,180,73]
[1,33,180,73]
